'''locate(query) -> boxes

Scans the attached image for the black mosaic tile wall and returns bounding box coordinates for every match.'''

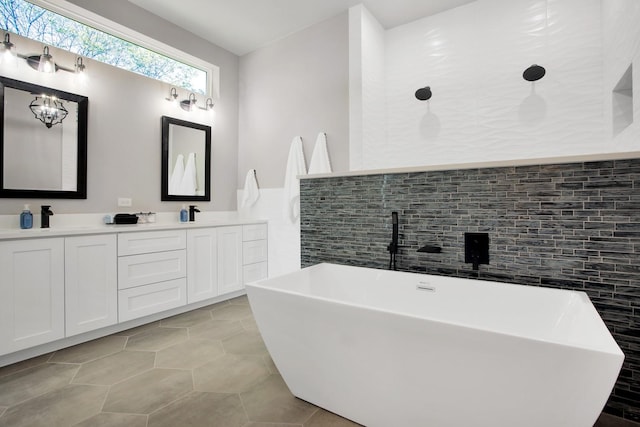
[300,158,640,422]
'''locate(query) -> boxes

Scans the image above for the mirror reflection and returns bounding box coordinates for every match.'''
[161,116,211,201]
[0,76,88,199]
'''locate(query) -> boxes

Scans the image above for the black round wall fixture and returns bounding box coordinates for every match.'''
[415,86,432,101]
[523,64,546,82]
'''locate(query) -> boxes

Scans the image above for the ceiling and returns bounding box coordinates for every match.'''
[127,0,477,56]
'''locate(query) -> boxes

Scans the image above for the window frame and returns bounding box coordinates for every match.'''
[26,0,220,99]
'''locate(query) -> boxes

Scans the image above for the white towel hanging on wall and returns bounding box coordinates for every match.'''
[169,154,184,195]
[283,136,307,223]
[308,132,332,174]
[242,169,260,208]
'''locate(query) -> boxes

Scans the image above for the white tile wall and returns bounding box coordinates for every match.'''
[603,0,640,148]
[354,0,617,170]
[349,5,386,170]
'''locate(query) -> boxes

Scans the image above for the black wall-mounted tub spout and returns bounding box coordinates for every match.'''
[417,244,442,253]
[387,211,399,270]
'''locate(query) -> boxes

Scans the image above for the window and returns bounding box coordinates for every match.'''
[0,0,213,96]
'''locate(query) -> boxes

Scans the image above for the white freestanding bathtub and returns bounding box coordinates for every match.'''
[246,263,624,427]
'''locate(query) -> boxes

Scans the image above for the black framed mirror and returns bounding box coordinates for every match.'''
[0,76,88,199]
[161,116,211,202]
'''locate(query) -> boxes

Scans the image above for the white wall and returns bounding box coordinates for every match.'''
[237,12,350,188]
[353,0,613,170]
[0,0,239,215]
[236,12,350,273]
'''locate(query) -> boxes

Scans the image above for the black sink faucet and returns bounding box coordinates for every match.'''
[41,205,53,228]
[188,205,200,222]
[387,211,399,270]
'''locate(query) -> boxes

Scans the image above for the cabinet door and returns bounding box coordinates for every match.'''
[187,228,218,303]
[0,238,65,355]
[217,226,244,295]
[65,235,118,337]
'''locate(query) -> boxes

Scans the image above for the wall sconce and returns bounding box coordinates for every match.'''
[166,87,214,113]
[180,93,197,111]
[75,57,86,74]
[0,33,17,66]
[523,64,545,82]
[36,46,55,73]
[29,94,68,128]
[166,87,178,104]
[415,86,432,101]
[201,98,214,111]
[0,33,88,75]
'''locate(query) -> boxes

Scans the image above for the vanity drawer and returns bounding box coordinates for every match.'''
[118,230,186,256]
[243,261,268,283]
[243,240,268,265]
[118,250,186,290]
[243,224,267,241]
[118,278,186,322]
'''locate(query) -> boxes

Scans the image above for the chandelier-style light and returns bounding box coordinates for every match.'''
[29,94,68,128]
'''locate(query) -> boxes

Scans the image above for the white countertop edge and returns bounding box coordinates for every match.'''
[0,215,267,241]
[299,151,640,180]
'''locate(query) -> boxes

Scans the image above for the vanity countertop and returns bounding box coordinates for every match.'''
[0,217,267,241]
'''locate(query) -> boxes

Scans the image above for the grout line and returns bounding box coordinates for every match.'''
[237,391,251,424]
[96,385,111,416]
[146,389,195,419]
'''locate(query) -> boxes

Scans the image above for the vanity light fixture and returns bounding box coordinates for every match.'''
[75,56,88,83]
[166,87,178,104]
[199,97,215,111]
[166,88,214,113]
[75,57,86,74]
[0,34,88,75]
[180,92,197,111]
[29,94,69,128]
[0,33,17,66]
[37,46,56,73]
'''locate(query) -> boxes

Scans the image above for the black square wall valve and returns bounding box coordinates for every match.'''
[465,232,489,270]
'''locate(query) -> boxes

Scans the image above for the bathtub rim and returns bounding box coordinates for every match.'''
[246,262,624,358]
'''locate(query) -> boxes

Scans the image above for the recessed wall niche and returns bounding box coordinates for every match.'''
[612,64,633,136]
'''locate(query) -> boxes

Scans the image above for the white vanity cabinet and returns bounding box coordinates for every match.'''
[187,226,244,302]
[0,220,267,365]
[217,226,244,295]
[0,238,65,355]
[186,228,218,303]
[65,235,118,336]
[242,224,268,283]
[117,230,187,322]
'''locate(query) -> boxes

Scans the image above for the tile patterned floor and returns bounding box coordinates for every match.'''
[0,295,635,427]
[0,296,360,427]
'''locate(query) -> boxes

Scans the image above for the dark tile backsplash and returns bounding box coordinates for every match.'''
[300,158,640,422]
